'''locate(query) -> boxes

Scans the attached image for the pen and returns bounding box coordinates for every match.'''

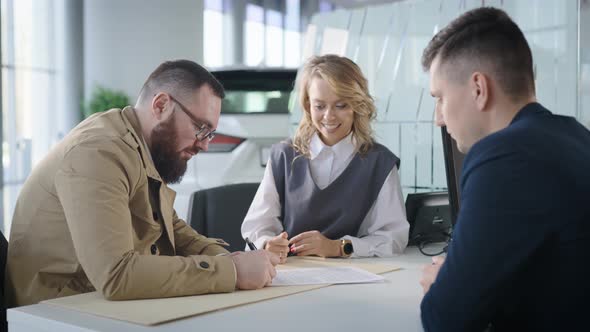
[244,237,257,251]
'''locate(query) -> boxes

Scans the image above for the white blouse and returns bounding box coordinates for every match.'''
[241,133,409,257]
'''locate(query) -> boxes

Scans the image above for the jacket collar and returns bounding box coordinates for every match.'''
[121,106,177,248]
[510,102,548,125]
[120,106,163,182]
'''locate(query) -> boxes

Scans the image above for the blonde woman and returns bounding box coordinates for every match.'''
[241,55,408,263]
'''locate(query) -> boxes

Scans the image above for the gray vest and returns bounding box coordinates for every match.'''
[270,140,400,239]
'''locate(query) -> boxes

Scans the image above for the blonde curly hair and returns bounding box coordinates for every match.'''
[292,54,376,158]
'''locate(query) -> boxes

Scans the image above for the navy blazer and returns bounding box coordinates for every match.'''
[421,103,590,331]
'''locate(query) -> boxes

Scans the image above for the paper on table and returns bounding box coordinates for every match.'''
[42,259,400,326]
[271,266,385,286]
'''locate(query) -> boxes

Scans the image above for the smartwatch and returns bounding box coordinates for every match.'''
[341,239,353,257]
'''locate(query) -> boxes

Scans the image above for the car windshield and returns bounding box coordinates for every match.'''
[222,90,291,114]
[213,70,296,115]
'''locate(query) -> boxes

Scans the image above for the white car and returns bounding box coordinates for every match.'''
[170,68,297,220]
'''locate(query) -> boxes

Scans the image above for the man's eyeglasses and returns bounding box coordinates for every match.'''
[168,95,216,142]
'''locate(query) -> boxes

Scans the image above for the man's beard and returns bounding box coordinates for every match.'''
[150,114,196,184]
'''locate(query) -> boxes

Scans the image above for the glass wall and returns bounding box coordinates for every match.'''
[1,0,58,234]
[0,0,81,235]
[203,0,311,68]
[203,0,226,68]
[245,3,265,66]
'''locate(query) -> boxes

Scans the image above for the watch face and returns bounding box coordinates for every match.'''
[343,242,354,255]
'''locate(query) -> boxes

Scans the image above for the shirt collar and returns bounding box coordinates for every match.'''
[310,132,355,160]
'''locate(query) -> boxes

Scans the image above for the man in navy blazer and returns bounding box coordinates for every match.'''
[419,7,590,332]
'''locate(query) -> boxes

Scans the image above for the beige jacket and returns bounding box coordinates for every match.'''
[5,107,236,307]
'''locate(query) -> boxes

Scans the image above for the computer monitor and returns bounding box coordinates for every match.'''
[440,126,465,225]
[405,191,451,246]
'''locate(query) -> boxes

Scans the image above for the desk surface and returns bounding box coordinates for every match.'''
[8,247,430,332]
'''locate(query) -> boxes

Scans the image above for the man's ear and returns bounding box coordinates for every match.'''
[151,93,170,120]
[470,71,490,112]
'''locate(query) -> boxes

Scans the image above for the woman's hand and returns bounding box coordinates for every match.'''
[289,230,341,257]
[264,232,289,264]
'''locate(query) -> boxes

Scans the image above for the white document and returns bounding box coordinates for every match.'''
[271,266,385,287]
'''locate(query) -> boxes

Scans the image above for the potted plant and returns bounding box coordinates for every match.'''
[83,86,130,118]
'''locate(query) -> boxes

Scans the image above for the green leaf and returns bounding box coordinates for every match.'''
[83,86,130,118]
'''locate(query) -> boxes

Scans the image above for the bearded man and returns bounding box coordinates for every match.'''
[5,60,278,307]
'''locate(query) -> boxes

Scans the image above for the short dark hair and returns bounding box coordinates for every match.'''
[139,59,225,100]
[422,7,535,100]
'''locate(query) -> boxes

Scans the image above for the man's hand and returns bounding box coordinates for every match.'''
[289,230,340,257]
[420,256,445,294]
[264,232,289,264]
[230,250,279,290]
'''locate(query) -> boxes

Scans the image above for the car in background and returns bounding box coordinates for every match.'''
[169,68,297,220]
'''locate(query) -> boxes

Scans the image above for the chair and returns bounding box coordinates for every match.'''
[187,183,260,252]
[1,230,8,332]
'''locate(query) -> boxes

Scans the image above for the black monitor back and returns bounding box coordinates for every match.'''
[406,191,452,245]
[441,126,464,225]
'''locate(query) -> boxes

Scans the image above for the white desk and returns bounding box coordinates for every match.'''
[8,247,431,332]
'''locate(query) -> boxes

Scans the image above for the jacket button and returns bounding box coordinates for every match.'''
[150,244,157,255]
[199,261,210,269]
[152,212,158,221]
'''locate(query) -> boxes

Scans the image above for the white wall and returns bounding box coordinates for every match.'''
[84,0,205,102]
